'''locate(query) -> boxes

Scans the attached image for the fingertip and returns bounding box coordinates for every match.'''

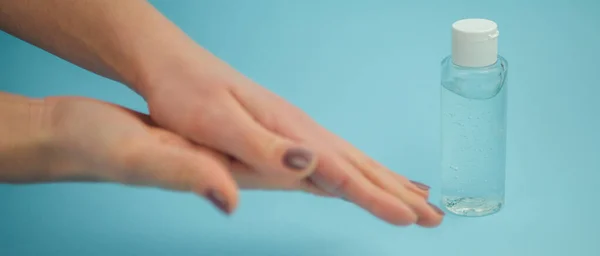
[282,147,315,170]
[204,188,239,215]
[409,180,430,191]
[349,184,419,227]
[195,180,239,215]
[205,189,231,214]
[428,202,446,216]
[417,214,445,228]
[407,180,431,199]
[281,145,318,177]
[389,203,419,226]
[221,119,318,178]
[412,201,446,227]
[181,150,240,215]
[417,218,444,228]
[207,170,240,215]
[386,210,418,227]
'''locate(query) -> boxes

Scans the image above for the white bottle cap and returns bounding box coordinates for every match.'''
[451,18,499,67]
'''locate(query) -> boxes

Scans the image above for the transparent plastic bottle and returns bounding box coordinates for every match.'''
[440,18,508,217]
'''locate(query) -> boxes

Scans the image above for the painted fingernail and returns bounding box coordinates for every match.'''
[410,180,430,191]
[206,190,230,214]
[428,202,445,216]
[283,147,314,171]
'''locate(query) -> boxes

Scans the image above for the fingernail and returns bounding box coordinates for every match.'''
[410,180,430,191]
[283,147,314,171]
[428,202,445,216]
[206,190,230,214]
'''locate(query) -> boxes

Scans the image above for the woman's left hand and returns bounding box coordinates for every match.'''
[6,95,327,214]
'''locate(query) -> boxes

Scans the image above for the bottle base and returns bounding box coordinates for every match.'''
[442,196,503,217]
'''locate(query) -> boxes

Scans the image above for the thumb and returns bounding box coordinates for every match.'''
[205,113,318,179]
[191,98,318,179]
[120,140,239,215]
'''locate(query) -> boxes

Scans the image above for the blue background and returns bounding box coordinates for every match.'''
[1,0,599,255]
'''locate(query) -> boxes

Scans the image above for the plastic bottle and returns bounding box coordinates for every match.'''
[440,18,508,217]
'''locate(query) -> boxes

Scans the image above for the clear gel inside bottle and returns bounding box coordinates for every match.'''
[440,19,508,217]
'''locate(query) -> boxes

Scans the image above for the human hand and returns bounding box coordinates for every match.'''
[11,96,324,214]
[0,0,443,227]
[137,49,445,227]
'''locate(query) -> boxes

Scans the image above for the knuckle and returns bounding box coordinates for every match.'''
[330,174,353,197]
[189,107,214,132]
[262,133,282,158]
[113,138,145,169]
[356,157,382,172]
[189,103,231,137]
[256,110,279,129]
[242,127,280,161]
[151,129,189,148]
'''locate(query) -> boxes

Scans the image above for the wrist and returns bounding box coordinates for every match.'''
[129,44,206,99]
[130,41,241,101]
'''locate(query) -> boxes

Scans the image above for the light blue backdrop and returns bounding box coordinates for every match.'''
[1,0,599,255]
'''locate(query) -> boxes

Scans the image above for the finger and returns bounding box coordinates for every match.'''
[116,139,239,215]
[394,171,430,199]
[226,82,433,223]
[320,135,439,224]
[349,156,433,199]
[270,120,436,223]
[299,182,336,197]
[310,153,418,226]
[351,157,443,227]
[191,95,318,179]
[176,135,327,195]
[305,122,432,200]
[156,131,326,196]
[322,132,432,199]
[348,156,430,199]
[228,160,301,190]
[227,160,334,197]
